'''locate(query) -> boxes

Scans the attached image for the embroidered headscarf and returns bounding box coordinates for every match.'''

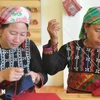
[0,6,31,27]
[79,6,100,39]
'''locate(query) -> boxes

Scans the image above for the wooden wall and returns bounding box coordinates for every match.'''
[0,0,41,45]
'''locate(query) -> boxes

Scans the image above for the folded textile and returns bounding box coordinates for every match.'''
[12,93,61,100]
[5,75,34,99]
[6,84,15,99]
[16,75,34,95]
[92,87,100,96]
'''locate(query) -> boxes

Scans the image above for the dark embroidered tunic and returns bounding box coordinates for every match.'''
[43,39,100,93]
[0,38,47,89]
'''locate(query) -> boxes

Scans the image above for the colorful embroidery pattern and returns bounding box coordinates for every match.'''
[68,72,100,92]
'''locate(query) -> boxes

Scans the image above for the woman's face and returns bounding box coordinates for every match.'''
[0,23,28,49]
[85,23,100,48]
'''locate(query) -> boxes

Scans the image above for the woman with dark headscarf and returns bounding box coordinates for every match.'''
[42,7,100,94]
[0,6,47,98]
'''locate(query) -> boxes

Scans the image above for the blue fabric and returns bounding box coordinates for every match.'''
[5,75,34,99]
[6,84,15,99]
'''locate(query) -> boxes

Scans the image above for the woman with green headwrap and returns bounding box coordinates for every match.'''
[42,7,100,94]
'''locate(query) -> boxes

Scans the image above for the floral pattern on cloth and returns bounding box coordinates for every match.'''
[0,6,31,27]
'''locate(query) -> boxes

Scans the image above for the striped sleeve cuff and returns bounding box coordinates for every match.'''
[43,42,58,54]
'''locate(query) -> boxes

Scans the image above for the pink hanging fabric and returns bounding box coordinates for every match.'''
[62,0,82,16]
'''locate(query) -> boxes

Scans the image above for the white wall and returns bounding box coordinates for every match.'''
[38,0,63,86]
[63,0,100,44]
[62,0,100,89]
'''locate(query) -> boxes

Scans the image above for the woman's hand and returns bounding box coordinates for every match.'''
[26,71,40,84]
[1,67,24,82]
[47,19,60,46]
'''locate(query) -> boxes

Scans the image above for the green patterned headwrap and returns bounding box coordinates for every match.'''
[79,6,100,39]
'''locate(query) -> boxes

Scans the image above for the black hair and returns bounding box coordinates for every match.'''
[86,23,91,27]
[1,23,29,29]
